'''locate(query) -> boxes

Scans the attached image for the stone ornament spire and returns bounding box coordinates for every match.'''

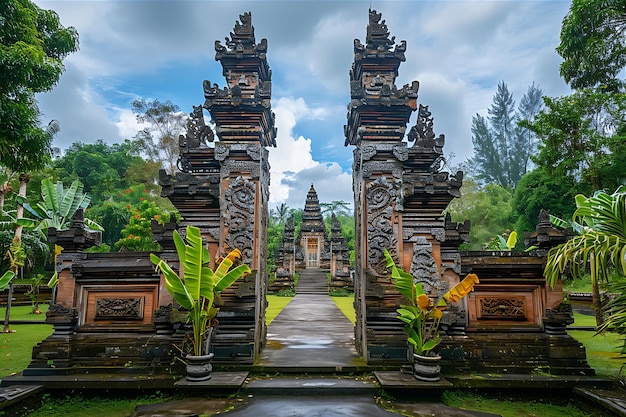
[300,184,325,234]
[204,12,276,147]
[345,9,419,146]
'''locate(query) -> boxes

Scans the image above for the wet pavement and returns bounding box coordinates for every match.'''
[257,268,365,371]
[132,396,500,417]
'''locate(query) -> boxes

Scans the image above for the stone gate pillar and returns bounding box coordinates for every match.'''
[345,9,465,364]
[160,12,275,364]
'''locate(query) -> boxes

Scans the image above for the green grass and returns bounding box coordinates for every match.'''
[569,329,624,378]
[441,390,590,417]
[331,295,355,324]
[573,311,596,327]
[0,323,53,379]
[0,303,49,321]
[266,294,293,325]
[27,393,183,417]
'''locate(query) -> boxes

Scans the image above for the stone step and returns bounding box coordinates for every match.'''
[242,376,378,396]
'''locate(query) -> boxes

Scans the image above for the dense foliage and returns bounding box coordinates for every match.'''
[0,0,78,173]
[557,0,626,90]
[468,82,543,190]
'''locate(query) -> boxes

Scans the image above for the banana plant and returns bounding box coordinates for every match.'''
[0,270,14,291]
[16,178,102,288]
[19,178,102,233]
[151,225,251,356]
[385,249,479,356]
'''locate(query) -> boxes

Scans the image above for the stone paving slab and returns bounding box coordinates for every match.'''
[375,371,454,390]
[573,386,626,417]
[244,376,377,395]
[135,395,501,417]
[174,371,249,389]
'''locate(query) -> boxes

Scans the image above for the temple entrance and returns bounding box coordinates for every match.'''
[305,237,319,267]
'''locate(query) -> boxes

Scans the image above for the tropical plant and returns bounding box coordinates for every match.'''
[544,186,626,327]
[385,249,479,356]
[557,0,626,91]
[150,225,251,356]
[0,270,14,291]
[18,178,102,288]
[484,230,517,251]
[20,178,101,233]
[114,199,173,252]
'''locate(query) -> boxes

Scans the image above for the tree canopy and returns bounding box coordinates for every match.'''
[0,0,78,172]
[557,0,626,90]
[523,89,626,195]
[469,81,543,190]
[132,99,186,175]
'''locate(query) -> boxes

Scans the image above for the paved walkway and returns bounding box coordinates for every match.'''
[258,268,365,370]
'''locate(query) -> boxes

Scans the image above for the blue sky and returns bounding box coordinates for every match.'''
[34,0,572,210]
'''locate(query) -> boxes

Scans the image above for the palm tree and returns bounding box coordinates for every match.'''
[544,186,626,326]
[320,200,351,217]
[275,202,290,226]
[1,120,59,332]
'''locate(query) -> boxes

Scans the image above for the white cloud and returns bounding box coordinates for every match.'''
[33,0,575,208]
[115,108,144,140]
[269,97,322,204]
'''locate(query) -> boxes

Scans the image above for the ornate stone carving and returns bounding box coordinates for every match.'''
[246,145,261,161]
[179,105,214,150]
[410,237,443,296]
[207,227,221,242]
[361,145,377,161]
[224,177,256,262]
[366,177,396,275]
[431,227,446,242]
[95,297,143,320]
[408,105,445,155]
[480,297,526,319]
[46,304,78,320]
[364,9,405,57]
[236,270,257,297]
[203,80,230,100]
[215,144,230,161]
[392,143,408,161]
[221,160,261,178]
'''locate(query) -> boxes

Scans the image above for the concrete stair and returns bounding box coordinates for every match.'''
[296,268,328,295]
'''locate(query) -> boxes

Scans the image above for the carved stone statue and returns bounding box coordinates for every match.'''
[179,105,214,149]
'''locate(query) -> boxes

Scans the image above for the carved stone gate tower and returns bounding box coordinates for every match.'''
[160,12,275,363]
[346,10,465,364]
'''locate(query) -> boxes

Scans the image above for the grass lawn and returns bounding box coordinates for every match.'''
[266,294,293,324]
[28,393,186,417]
[440,390,590,417]
[331,295,356,324]
[0,323,53,380]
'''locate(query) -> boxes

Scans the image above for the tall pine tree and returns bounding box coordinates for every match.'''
[469,81,543,190]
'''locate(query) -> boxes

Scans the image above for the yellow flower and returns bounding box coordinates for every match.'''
[226,248,242,262]
[430,308,443,319]
[443,273,479,303]
[416,294,430,311]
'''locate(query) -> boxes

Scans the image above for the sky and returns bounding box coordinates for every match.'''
[33,0,573,211]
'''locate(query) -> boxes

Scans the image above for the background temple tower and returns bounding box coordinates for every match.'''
[298,184,327,269]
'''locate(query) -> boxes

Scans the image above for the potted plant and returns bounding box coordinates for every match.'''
[151,225,250,381]
[384,249,479,381]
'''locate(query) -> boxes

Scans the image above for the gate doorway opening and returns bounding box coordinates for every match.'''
[306,237,319,267]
